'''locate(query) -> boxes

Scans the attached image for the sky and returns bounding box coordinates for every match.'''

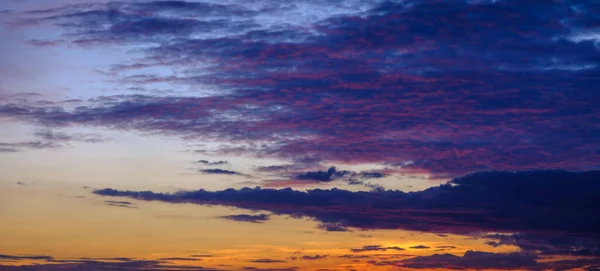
[0,0,599,270]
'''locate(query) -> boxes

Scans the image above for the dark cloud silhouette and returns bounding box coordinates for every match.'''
[0,254,54,261]
[104,200,133,205]
[409,245,430,249]
[94,170,600,238]
[200,169,240,175]
[483,233,600,257]
[317,222,349,232]
[1,0,597,177]
[436,245,457,249]
[399,251,539,270]
[295,167,349,182]
[157,257,199,261]
[0,253,228,271]
[300,255,327,260]
[220,214,270,223]
[350,245,405,253]
[196,160,229,166]
[248,259,286,263]
[104,200,138,209]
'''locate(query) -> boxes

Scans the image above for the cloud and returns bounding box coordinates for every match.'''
[0,141,61,153]
[0,254,54,261]
[295,167,349,182]
[94,170,600,239]
[1,0,597,177]
[200,169,241,175]
[196,160,229,166]
[0,130,108,154]
[300,255,327,260]
[350,245,405,253]
[483,233,600,257]
[33,130,109,144]
[317,222,349,232]
[409,245,430,249]
[219,214,270,223]
[0,253,228,271]
[104,200,138,209]
[399,250,539,270]
[248,258,286,263]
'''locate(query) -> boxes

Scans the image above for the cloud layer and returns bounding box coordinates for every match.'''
[94,170,600,237]
[0,0,597,178]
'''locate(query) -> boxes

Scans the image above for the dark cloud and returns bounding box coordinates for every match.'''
[1,0,597,178]
[157,257,199,261]
[295,167,349,182]
[358,172,387,179]
[104,200,133,205]
[196,160,229,166]
[0,254,54,261]
[409,245,430,249]
[248,259,286,263]
[483,233,600,257]
[396,250,600,270]
[300,255,327,260]
[94,170,600,239]
[350,245,405,253]
[399,250,539,270]
[220,214,270,223]
[200,169,240,175]
[317,222,349,232]
[0,252,235,271]
[104,200,138,209]
[436,245,456,249]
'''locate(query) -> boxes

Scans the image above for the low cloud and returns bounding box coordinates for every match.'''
[220,214,270,223]
[351,245,405,253]
[200,169,241,175]
[196,160,229,166]
[94,170,600,240]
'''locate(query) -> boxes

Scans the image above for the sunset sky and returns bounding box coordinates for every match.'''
[0,0,599,270]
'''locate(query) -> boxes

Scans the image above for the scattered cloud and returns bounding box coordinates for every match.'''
[409,245,430,249]
[317,222,349,232]
[248,258,286,263]
[220,214,270,223]
[300,255,327,260]
[104,200,138,209]
[200,169,241,175]
[196,160,229,166]
[351,245,405,253]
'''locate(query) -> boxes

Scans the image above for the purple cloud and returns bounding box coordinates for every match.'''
[0,0,597,177]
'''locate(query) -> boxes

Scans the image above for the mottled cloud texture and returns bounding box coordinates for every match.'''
[1,0,598,178]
